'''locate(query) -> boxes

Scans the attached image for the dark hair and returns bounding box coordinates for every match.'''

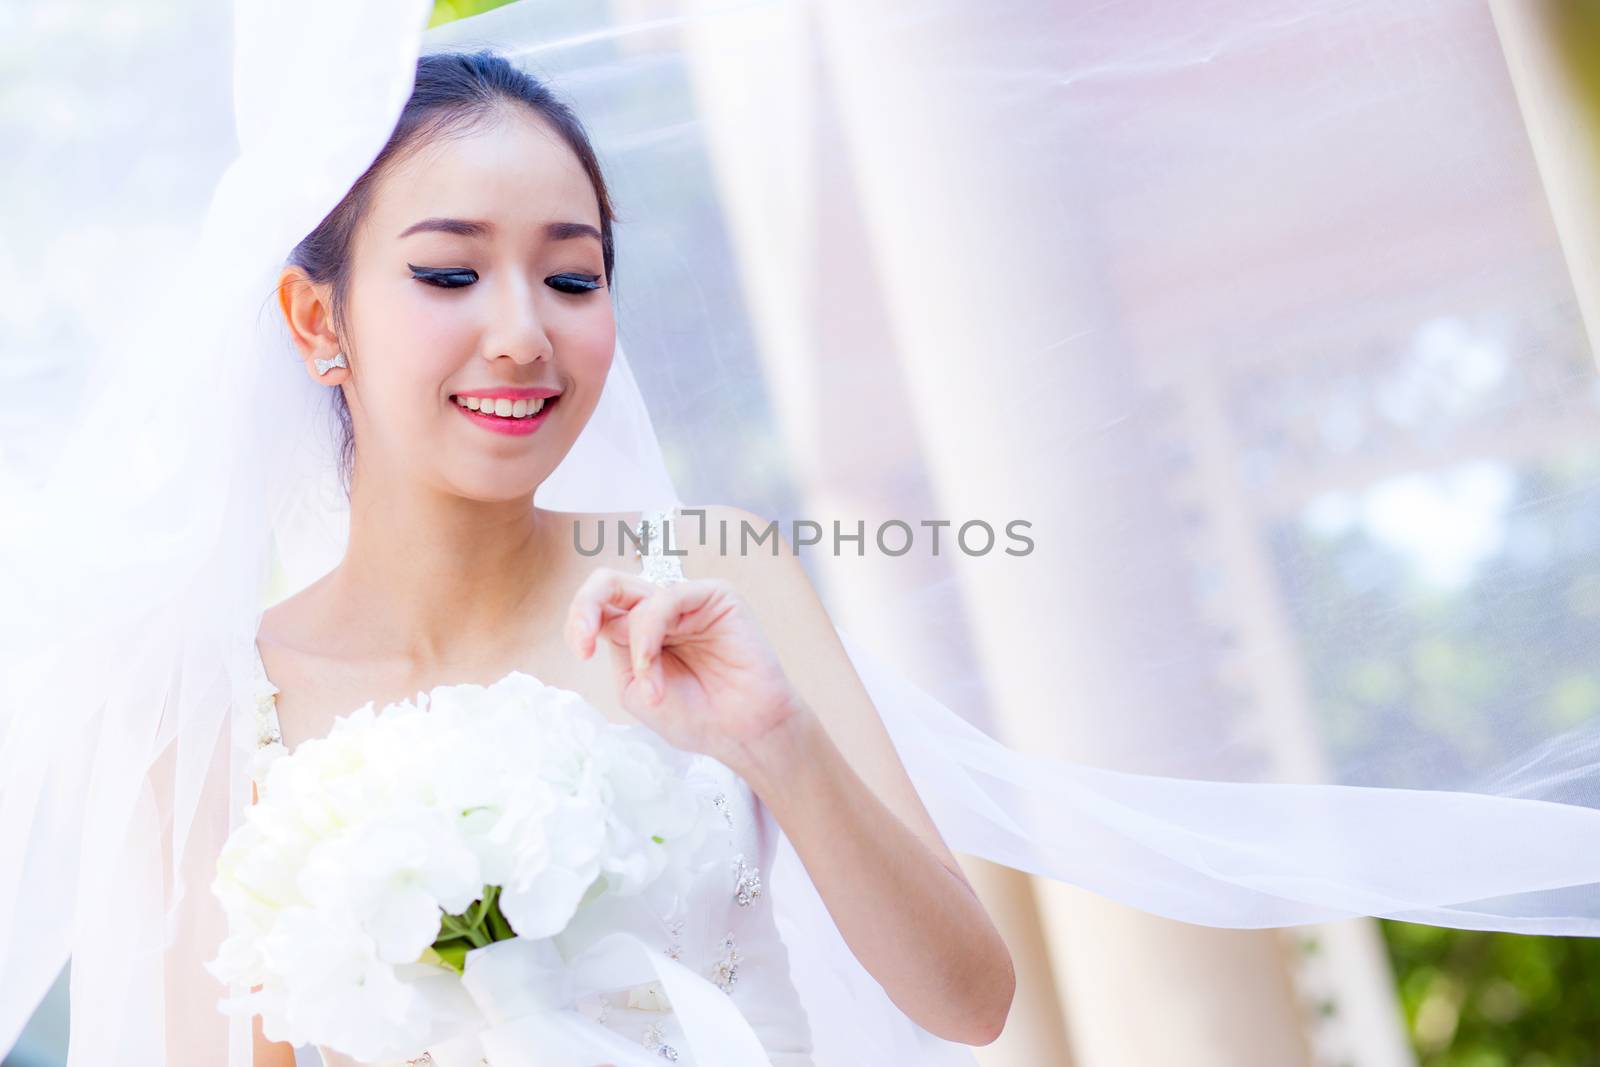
[285,50,617,497]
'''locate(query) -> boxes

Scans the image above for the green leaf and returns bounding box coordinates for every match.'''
[487,897,515,942]
[431,937,471,974]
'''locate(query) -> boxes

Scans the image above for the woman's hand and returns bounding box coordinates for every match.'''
[563,567,806,770]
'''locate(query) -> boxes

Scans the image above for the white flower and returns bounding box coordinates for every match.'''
[210,669,712,1063]
[297,809,483,959]
[260,906,428,1060]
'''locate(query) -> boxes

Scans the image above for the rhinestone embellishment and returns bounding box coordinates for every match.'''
[712,931,742,993]
[255,691,282,750]
[711,790,734,829]
[664,916,685,961]
[246,642,288,785]
[642,1021,680,1061]
[247,641,283,749]
[314,351,347,374]
[636,512,687,587]
[732,853,763,907]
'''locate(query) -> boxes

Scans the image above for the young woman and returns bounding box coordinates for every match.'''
[246,49,1012,1065]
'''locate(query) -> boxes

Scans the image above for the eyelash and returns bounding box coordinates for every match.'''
[407,265,604,295]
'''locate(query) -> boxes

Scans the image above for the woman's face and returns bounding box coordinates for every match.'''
[340,110,614,501]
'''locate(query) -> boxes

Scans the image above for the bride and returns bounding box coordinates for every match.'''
[8,2,1600,1066]
[248,46,1011,1064]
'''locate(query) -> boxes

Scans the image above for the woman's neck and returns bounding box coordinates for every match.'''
[329,478,571,668]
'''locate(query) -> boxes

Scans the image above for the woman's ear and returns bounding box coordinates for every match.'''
[276,265,350,386]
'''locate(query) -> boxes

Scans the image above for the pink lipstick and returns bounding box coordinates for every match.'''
[451,387,560,437]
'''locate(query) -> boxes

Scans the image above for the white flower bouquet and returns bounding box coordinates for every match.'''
[206,671,715,1065]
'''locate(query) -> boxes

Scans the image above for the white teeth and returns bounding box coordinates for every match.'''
[454,395,548,418]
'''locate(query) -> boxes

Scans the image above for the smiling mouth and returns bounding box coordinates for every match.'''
[450,394,558,420]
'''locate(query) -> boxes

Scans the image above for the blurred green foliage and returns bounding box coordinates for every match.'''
[1281,453,1600,1065]
[429,0,518,29]
[1553,1,1600,156]
[1381,921,1600,1067]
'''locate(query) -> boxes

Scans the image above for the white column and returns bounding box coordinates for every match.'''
[1490,0,1600,362]
[676,6,1075,1064]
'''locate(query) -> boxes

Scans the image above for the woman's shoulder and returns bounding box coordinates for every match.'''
[251,575,351,713]
[256,574,329,649]
[664,503,811,594]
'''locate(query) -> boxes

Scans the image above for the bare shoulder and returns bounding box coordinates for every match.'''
[251,575,379,748]
[254,578,330,676]
[670,503,798,587]
[251,590,317,747]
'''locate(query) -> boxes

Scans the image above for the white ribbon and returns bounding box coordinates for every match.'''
[415,933,776,1067]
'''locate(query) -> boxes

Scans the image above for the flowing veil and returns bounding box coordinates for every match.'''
[6,1,1600,1064]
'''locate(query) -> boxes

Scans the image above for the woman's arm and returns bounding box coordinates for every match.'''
[686,505,1016,1046]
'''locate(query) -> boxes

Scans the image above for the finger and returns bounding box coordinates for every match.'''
[625,593,681,704]
[564,568,658,659]
[597,610,633,647]
[602,629,657,713]
[625,581,725,703]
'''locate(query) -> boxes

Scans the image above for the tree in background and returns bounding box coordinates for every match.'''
[1279,454,1600,1066]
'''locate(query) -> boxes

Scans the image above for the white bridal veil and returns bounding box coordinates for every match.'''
[5,0,1600,1064]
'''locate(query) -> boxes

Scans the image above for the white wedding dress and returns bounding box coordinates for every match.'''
[237,510,817,1067]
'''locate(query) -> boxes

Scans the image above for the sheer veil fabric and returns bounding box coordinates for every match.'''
[5,1,1600,1065]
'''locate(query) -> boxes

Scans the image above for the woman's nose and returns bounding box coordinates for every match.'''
[483,276,553,364]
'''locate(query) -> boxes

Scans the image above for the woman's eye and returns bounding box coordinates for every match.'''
[408,265,602,295]
[408,264,477,289]
[547,273,604,295]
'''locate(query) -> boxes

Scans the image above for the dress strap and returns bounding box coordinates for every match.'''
[244,635,285,756]
[636,505,687,586]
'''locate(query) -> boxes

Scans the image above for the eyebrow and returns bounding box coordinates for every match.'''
[397,217,602,244]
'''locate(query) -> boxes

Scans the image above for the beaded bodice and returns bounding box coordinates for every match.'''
[238,507,815,1066]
